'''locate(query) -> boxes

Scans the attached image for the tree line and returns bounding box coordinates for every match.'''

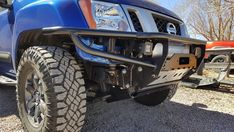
[175,0,234,41]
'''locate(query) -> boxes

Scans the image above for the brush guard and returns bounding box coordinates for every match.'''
[41,27,206,91]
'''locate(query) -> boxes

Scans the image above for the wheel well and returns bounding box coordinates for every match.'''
[16,31,75,67]
[206,54,234,62]
[231,54,234,62]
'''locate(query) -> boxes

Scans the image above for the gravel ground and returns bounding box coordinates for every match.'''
[0,85,234,132]
[0,86,22,132]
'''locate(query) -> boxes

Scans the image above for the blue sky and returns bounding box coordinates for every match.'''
[155,0,180,10]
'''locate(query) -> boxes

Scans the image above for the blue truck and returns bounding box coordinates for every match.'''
[0,0,206,131]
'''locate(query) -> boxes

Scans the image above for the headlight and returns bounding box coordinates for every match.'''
[79,0,131,31]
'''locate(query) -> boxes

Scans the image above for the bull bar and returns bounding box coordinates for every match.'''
[42,27,206,69]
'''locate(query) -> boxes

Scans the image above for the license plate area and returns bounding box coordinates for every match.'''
[162,54,197,71]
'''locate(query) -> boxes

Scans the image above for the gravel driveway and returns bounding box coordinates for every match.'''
[0,85,234,132]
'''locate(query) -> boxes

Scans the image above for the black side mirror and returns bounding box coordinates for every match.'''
[0,0,11,9]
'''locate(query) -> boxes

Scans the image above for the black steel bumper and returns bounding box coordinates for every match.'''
[42,27,206,68]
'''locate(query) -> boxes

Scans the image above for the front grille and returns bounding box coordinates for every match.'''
[126,7,182,35]
[128,11,143,32]
[153,16,181,35]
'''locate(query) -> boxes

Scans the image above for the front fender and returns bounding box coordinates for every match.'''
[11,0,88,70]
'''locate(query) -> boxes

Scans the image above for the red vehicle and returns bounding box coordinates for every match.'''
[205,41,234,62]
[205,41,234,75]
[182,41,234,88]
[206,41,234,49]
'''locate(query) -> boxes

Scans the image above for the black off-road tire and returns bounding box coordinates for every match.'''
[134,84,178,106]
[16,46,86,132]
[211,55,228,63]
[211,55,234,75]
[211,55,231,74]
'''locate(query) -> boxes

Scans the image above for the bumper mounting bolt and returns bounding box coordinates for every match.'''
[122,69,127,74]
[138,67,143,72]
[125,84,130,88]
[138,54,143,58]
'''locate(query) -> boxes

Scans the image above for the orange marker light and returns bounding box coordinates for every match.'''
[79,0,97,29]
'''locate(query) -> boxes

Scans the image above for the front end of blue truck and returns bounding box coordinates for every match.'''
[0,0,206,131]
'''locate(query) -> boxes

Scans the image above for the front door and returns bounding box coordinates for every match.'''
[0,0,15,77]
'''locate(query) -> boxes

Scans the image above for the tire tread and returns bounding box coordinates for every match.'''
[17,46,86,132]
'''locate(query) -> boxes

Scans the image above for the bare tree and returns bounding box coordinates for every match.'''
[175,0,234,41]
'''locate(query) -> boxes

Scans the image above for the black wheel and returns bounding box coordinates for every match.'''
[16,46,86,132]
[134,84,178,106]
[211,55,228,63]
[211,55,229,73]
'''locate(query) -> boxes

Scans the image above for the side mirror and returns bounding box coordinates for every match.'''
[0,0,11,9]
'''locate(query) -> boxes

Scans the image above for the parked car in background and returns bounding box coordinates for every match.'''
[205,41,234,75]
[206,41,234,49]
[205,41,234,62]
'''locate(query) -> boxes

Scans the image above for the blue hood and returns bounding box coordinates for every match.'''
[100,0,182,21]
